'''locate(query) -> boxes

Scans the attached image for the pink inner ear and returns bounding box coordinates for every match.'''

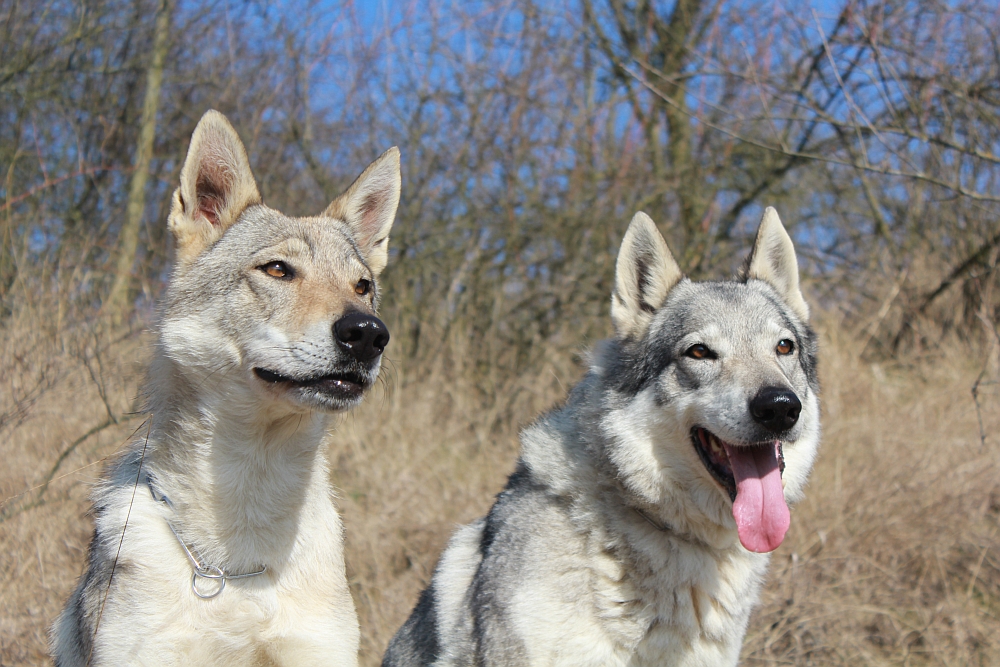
[197,194,221,226]
[357,191,386,245]
[196,172,225,227]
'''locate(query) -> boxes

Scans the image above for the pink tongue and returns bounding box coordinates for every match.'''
[722,442,789,553]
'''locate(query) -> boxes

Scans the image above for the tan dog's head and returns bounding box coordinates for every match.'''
[160,110,400,413]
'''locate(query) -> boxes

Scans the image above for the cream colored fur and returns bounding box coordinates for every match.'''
[52,110,401,667]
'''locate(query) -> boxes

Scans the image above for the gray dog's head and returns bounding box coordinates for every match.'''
[157,110,400,415]
[596,210,820,553]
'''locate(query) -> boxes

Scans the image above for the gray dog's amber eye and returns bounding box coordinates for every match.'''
[686,344,714,360]
[355,279,371,296]
[776,339,794,355]
[260,261,292,279]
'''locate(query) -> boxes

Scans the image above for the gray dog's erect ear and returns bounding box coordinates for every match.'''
[323,147,401,277]
[611,212,683,339]
[742,207,809,321]
[168,110,261,263]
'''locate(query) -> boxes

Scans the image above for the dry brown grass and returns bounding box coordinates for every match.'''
[0,326,149,664]
[1,317,998,666]
[741,327,1000,665]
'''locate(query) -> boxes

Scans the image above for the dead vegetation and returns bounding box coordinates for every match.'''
[742,330,1000,665]
[2,0,1000,664]
[1,313,998,666]
[340,317,1000,666]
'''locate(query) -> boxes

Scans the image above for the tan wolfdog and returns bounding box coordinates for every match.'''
[52,110,400,666]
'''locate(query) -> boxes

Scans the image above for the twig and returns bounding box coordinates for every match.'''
[966,525,999,599]
[859,267,908,356]
[741,41,787,153]
[0,418,147,523]
[89,419,152,665]
[36,418,117,497]
[972,373,989,449]
[0,165,127,213]
[622,65,1000,203]
[971,311,999,449]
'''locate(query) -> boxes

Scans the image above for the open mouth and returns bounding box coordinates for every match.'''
[254,367,369,401]
[691,427,789,553]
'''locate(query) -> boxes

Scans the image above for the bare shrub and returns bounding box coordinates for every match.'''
[1,0,999,665]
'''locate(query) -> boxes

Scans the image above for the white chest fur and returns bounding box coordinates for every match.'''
[587,527,768,667]
[89,463,358,666]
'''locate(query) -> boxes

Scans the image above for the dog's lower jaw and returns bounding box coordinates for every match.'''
[253,366,377,412]
[284,382,369,412]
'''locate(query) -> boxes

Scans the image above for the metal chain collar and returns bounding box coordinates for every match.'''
[146,475,268,599]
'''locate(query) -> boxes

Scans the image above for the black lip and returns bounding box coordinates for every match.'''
[254,367,369,399]
[690,427,787,503]
[692,427,738,502]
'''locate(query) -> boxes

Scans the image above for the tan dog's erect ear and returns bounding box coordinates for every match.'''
[168,110,261,263]
[742,207,809,322]
[323,147,401,277]
[611,212,683,340]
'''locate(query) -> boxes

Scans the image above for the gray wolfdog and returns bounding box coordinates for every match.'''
[384,209,820,667]
[51,110,400,666]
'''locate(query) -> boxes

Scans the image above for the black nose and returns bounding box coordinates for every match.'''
[749,386,801,434]
[333,312,390,363]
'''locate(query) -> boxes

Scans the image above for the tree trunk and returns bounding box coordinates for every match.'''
[104,0,172,324]
[584,0,706,260]
[653,0,704,263]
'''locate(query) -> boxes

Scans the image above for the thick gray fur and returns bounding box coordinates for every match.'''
[384,209,821,667]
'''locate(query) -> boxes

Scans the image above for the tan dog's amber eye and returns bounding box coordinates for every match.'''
[355,279,371,296]
[686,344,713,360]
[260,261,292,279]
[776,339,794,355]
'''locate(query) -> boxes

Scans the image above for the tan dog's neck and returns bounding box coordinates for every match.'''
[142,351,335,573]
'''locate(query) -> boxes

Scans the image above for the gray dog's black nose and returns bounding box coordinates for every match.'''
[749,387,801,434]
[333,312,390,363]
